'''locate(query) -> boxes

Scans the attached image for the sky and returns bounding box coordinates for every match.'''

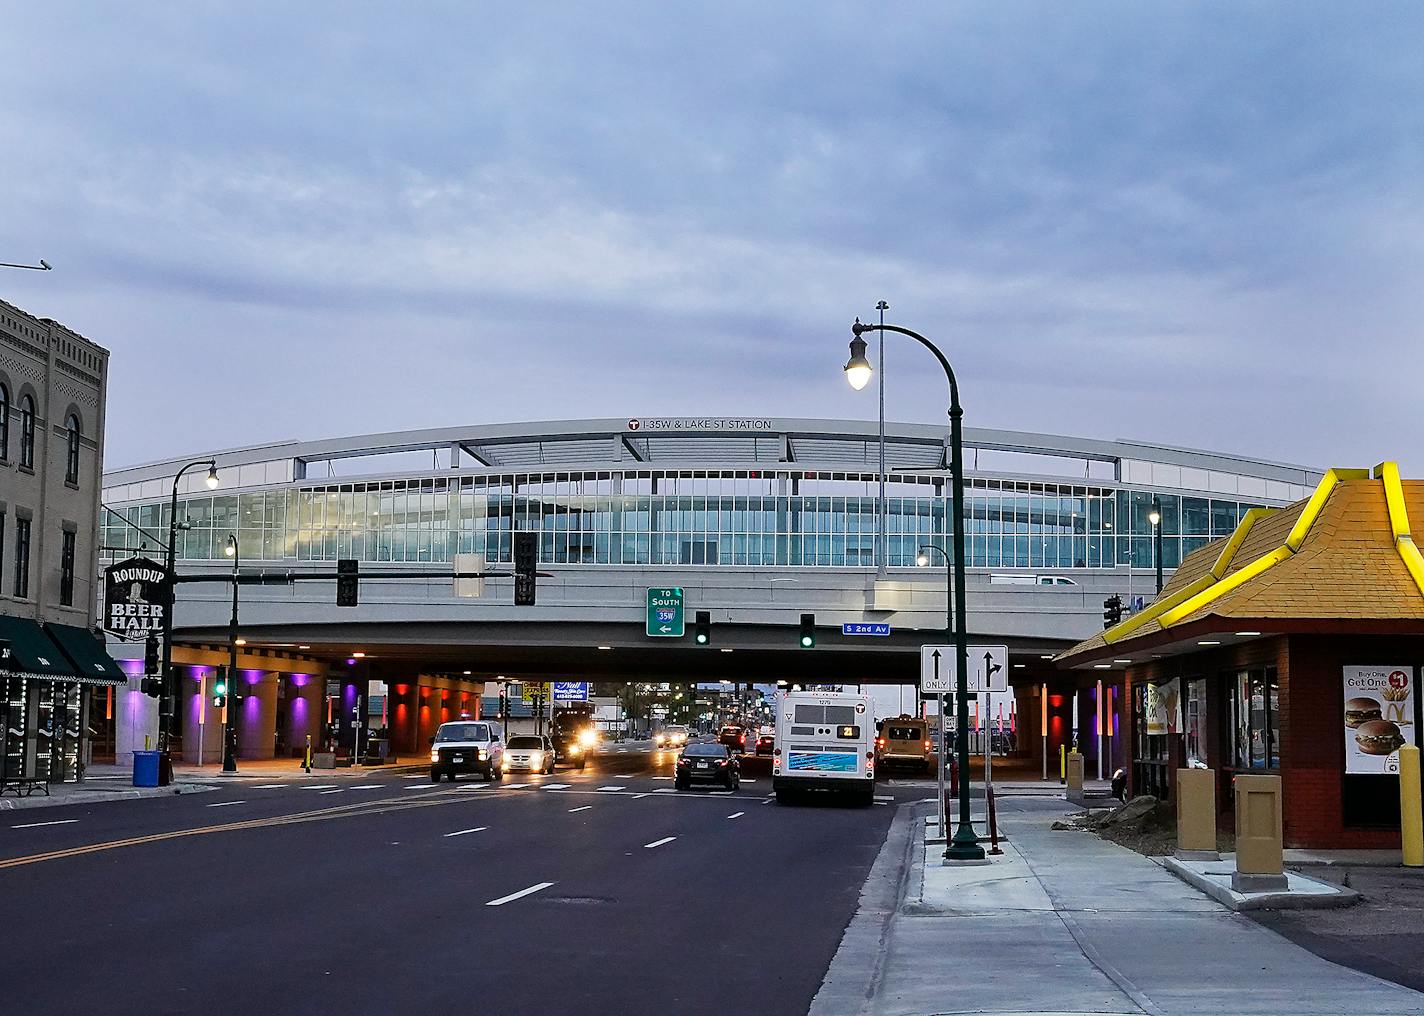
[2,2,1421,472]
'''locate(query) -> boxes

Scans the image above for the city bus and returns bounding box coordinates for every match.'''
[772,690,875,806]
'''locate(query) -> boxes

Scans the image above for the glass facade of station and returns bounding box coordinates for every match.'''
[103,469,1270,571]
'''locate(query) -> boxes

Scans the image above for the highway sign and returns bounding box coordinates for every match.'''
[646,587,685,637]
[553,681,589,702]
[919,644,1009,693]
[841,622,892,637]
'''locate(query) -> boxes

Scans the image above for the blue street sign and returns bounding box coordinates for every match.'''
[841,622,892,637]
[553,681,589,702]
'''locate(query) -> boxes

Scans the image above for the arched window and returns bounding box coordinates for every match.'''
[19,394,35,469]
[65,413,81,484]
[0,383,8,461]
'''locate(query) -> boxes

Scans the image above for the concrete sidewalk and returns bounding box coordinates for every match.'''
[812,799,1424,1016]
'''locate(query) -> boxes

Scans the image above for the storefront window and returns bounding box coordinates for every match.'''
[1184,678,1208,767]
[1231,667,1278,769]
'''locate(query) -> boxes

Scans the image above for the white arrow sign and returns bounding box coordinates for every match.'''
[919,644,1009,693]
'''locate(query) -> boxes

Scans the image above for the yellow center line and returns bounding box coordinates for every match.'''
[0,788,471,871]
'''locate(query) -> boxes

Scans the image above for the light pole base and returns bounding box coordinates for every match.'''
[941,855,993,866]
[943,836,987,862]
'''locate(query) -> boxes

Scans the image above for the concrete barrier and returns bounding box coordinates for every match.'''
[1232,774,1288,892]
[1065,751,1084,805]
[1175,767,1220,860]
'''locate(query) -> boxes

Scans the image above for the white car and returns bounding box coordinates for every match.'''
[654,725,689,750]
[503,735,555,774]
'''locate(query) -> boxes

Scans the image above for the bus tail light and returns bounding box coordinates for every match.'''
[923,740,931,752]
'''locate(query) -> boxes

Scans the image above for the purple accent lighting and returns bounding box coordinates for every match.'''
[346,658,356,666]
[290,673,309,688]
[119,659,143,678]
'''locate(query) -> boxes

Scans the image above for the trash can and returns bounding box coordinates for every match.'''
[132,750,161,788]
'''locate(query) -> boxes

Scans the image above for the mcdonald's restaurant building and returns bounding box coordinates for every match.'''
[1058,463,1424,850]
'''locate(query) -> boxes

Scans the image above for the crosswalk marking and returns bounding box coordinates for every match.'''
[542,783,572,790]
[597,786,624,792]
[644,836,676,849]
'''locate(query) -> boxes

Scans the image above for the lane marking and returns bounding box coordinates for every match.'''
[301,785,337,790]
[652,777,672,781]
[873,795,894,802]
[653,788,678,794]
[486,882,554,907]
[319,789,346,795]
[351,784,382,790]
[11,819,78,829]
[727,812,745,819]
[444,827,488,837]
[568,805,593,813]
[206,801,247,808]
[408,784,440,790]
[502,783,531,789]
[631,793,650,799]
[253,784,287,789]
[614,774,634,779]
[542,783,571,790]
[741,779,758,784]
[597,786,624,792]
[403,774,426,779]
[644,836,676,849]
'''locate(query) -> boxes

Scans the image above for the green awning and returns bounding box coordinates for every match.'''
[44,622,126,686]
[0,615,78,682]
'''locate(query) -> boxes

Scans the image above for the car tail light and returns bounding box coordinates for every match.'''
[876,738,884,748]
[718,758,728,766]
[923,740,931,752]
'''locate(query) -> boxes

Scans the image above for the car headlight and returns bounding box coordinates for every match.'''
[529,753,542,767]
[569,744,582,754]
[430,750,440,762]
[476,748,486,760]
[579,730,597,747]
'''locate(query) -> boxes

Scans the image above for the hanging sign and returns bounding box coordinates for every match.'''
[1343,665,1415,774]
[103,557,173,642]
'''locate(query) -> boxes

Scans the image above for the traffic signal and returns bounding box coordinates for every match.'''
[144,634,159,676]
[212,665,228,709]
[336,558,359,607]
[1102,595,1124,629]
[799,613,816,648]
[694,610,711,645]
[498,689,509,717]
[140,675,162,696]
[513,532,538,606]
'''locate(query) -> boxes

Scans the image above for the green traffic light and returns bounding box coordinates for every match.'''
[800,634,814,648]
[696,632,708,644]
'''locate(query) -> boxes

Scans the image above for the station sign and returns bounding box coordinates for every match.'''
[920,644,1009,694]
[103,557,173,642]
[842,622,891,637]
[553,681,589,702]
[646,587,685,637]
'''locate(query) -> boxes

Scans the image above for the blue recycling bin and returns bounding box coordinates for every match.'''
[132,750,161,787]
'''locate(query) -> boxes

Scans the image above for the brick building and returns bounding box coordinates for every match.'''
[0,296,124,787]
[1057,463,1424,849]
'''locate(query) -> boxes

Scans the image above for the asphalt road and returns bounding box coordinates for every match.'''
[1,742,916,1016]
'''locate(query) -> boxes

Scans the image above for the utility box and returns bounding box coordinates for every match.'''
[1232,774,1288,891]
[1066,751,1085,805]
[1175,768,1219,860]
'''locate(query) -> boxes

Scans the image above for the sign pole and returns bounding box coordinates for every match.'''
[936,691,946,842]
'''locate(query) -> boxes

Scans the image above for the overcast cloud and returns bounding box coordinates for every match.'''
[1,2,1421,472]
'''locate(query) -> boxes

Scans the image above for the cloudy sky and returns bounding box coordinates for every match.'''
[2,3,1421,472]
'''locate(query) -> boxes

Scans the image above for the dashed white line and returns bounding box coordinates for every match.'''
[502,783,531,789]
[486,882,554,907]
[351,784,382,790]
[542,783,572,790]
[319,789,346,795]
[644,836,676,849]
[741,778,758,784]
[568,805,593,813]
[597,786,624,792]
[873,795,895,802]
[403,774,426,779]
[253,784,287,789]
[653,788,678,794]
[408,784,439,790]
[631,793,650,799]
[206,800,247,808]
[614,774,634,779]
[727,811,745,819]
[11,819,78,829]
[652,776,672,781]
[301,785,337,790]
[444,826,488,837]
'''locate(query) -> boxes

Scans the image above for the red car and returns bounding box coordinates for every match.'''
[718,725,748,754]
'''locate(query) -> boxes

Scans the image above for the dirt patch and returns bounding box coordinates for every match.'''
[1057,794,1235,857]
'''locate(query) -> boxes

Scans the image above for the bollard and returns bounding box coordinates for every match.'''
[1175,767,1219,860]
[1401,745,1422,868]
[303,734,313,774]
[949,755,959,797]
[1232,774,1288,892]
[1059,743,1066,784]
[986,783,1003,854]
[1066,751,1084,805]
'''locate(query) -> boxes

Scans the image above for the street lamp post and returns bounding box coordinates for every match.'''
[1148,496,1164,595]
[0,258,51,271]
[223,534,240,773]
[846,318,984,861]
[157,459,219,782]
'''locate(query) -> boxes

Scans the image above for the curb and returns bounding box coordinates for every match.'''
[807,799,919,1016]
[1163,856,1361,911]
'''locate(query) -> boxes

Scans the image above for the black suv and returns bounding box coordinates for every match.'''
[676,742,740,791]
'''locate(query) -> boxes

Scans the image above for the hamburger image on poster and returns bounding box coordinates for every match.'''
[1342,665,1415,774]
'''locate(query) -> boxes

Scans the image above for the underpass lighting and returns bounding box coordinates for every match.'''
[597,646,612,650]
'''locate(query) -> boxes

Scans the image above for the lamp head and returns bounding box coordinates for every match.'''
[844,326,873,391]
[224,536,236,557]
[916,552,930,567]
[205,464,219,489]
[1148,510,1161,526]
